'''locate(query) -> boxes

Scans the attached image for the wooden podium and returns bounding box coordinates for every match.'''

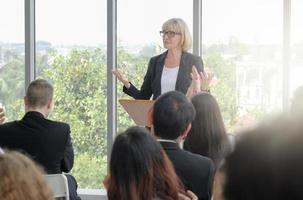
[119,99,154,127]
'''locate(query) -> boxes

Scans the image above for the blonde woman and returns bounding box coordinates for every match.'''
[0,151,54,200]
[113,18,204,100]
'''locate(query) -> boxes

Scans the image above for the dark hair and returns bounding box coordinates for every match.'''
[224,116,303,200]
[108,126,182,200]
[26,79,53,108]
[184,93,228,168]
[153,91,195,140]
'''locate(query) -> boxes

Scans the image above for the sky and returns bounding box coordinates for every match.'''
[0,0,302,46]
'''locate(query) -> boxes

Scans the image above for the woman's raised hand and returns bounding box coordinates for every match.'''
[186,65,201,98]
[200,67,214,91]
[112,69,131,88]
[186,66,215,98]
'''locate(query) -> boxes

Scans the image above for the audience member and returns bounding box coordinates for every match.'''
[152,91,215,200]
[105,126,197,200]
[0,151,54,200]
[0,79,80,200]
[184,93,229,169]
[223,115,303,200]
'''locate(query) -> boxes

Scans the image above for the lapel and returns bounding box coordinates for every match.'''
[175,51,189,91]
[153,51,167,99]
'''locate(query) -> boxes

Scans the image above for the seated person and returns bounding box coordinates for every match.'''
[223,115,303,200]
[105,126,198,200]
[184,92,230,169]
[0,150,53,200]
[152,91,215,200]
[0,79,80,200]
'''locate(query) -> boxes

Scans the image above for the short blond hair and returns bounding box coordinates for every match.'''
[0,151,54,200]
[162,18,192,51]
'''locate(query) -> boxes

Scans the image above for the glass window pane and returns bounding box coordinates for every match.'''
[117,0,193,132]
[290,0,303,98]
[0,0,25,121]
[202,0,283,133]
[36,0,107,189]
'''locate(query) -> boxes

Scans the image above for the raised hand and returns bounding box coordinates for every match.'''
[112,69,131,88]
[186,65,201,97]
[200,67,214,91]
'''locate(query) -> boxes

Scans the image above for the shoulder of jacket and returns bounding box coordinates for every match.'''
[46,119,70,130]
[183,51,201,60]
[150,51,167,62]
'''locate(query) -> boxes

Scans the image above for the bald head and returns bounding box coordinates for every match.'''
[25,79,53,109]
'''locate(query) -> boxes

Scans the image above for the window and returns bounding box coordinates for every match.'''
[0,0,25,121]
[202,0,283,132]
[36,0,107,189]
[290,0,303,97]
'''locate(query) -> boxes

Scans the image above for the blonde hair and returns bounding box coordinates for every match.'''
[0,151,54,200]
[162,18,192,51]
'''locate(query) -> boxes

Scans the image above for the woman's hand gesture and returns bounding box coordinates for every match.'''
[200,67,214,91]
[112,69,131,88]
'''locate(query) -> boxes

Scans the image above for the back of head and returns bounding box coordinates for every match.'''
[108,126,180,200]
[186,93,227,166]
[162,18,192,51]
[0,151,53,200]
[153,91,195,140]
[223,116,303,200]
[26,79,53,108]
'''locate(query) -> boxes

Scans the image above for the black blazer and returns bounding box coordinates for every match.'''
[160,141,214,200]
[123,51,203,100]
[0,111,74,174]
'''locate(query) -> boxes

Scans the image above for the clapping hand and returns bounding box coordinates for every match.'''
[200,67,214,91]
[186,65,215,98]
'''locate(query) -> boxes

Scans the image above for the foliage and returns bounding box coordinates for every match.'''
[203,51,239,132]
[0,52,24,120]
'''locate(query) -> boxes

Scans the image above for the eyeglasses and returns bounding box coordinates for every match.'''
[159,30,181,38]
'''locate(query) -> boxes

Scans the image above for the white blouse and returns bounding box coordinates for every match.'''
[161,66,179,94]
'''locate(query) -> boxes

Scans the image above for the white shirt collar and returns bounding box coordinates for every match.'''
[157,139,177,143]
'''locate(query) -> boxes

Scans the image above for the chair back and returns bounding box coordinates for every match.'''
[45,174,69,200]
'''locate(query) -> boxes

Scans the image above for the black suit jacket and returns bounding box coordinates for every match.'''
[0,111,74,174]
[160,141,214,200]
[123,51,203,100]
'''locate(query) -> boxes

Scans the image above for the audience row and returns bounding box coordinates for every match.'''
[1,79,303,200]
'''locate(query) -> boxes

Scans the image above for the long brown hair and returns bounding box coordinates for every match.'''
[107,126,184,200]
[0,151,54,200]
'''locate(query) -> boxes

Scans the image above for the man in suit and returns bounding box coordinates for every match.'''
[152,91,215,200]
[0,79,80,200]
